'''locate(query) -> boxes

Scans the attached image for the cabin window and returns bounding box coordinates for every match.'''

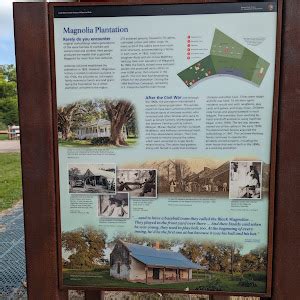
[117,263,121,274]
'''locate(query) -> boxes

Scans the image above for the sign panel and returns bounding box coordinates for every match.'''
[51,1,278,294]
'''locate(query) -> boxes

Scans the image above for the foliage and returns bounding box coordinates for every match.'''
[109,233,175,250]
[0,121,7,130]
[244,271,266,281]
[91,137,110,145]
[0,65,18,126]
[238,277,257,287]
[62,269,266,293]
[0,153,22,211]
[57,99,138,147]
[180,241,242,274]
[0,97,19,125]
[195,278,223,291]
[62,227,107,269]
[104,100,135,146]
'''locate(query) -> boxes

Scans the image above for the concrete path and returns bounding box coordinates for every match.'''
[0,140,20,153]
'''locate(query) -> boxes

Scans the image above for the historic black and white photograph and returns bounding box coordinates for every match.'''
[98,193,129,219]
[68,163,116,194]
[229,161,262,199]
[117,169,157,198]
[121,159,231,197]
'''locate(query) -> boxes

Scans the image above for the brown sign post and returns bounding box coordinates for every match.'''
[13,0,300,299]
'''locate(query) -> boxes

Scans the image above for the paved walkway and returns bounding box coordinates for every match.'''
[0,141,20,153]
[0,203,27,299]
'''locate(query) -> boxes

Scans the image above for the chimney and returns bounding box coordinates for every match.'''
[154,241,160,250]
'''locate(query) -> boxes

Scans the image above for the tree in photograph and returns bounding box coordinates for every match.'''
[180,242,207,265]
[62,227,107,269]
[104,100,135,146]
[57,103,80,140]
[249,246,267,271]
[58,101,101,140]
[109,233,174,250]
[240,252,258,274]
[218,243,242,275]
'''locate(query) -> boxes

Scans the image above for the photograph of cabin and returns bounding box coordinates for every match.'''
[57,99,138,147]
[185,161,230,193]
[75,119,127,141]
[117,169,157,198]
[69,164,116,194]
[110,240,202,283]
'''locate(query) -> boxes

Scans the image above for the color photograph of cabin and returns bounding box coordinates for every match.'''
[62,229,268,292]
[58,99,138,147]
[74,119,127,141]
[69,163,116,194]
[110,240,202,284]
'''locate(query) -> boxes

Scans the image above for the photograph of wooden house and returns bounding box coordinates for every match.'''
[110,240,202,283]
[57,99,138,147]
[74,119,127,141]
[117,169,157,198]
[69,163,116,194]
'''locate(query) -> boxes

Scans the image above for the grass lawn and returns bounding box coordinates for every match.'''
[0,153,22,211]
[0,134,8,140]
[59,137,138,148]
[63,269,266,293]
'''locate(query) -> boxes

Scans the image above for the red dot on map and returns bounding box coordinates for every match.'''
[187,56,190,59]
[188,35,190,38]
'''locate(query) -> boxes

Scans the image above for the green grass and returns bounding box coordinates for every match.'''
[0,153,22,211]
[59,137,138,148]
[0,134,8,140]
[63,269,266,293]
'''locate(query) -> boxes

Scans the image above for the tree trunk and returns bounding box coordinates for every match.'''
[110,121,127,146]
[105,101,134,146]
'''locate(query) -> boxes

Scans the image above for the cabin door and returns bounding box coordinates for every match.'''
[153,268,160,280]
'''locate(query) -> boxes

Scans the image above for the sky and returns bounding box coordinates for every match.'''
[0,0,15,65]
[0,0,74,65]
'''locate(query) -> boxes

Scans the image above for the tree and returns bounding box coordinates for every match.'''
[249,246,267,271]
[62,227,107,269]
[216,243,242,274]
[240,253,257,274]
[0,97,18,125]
[0,65,18,126]
[105,100,135,146]
[57,103,81,140]
[57,100,101,140]
[109,233,174,250]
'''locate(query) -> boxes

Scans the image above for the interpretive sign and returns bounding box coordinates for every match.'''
[50,1,280,296]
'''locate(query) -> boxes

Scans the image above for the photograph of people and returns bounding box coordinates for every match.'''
[229,161,262,199]
[68,164,116,194]
[99,193,129,218]
[117,169,157,198]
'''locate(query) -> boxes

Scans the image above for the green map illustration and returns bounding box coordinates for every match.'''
[178,29,270,87]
